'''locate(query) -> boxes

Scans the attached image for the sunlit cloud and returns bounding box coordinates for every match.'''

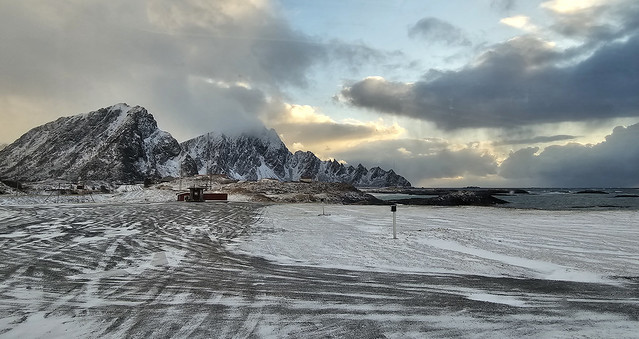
[2,0,638,188]
[330,138,500,186]
[540,0,604,14]
[284,104,334,124]
[146,0,272,33]
[500,15,539,33]
[397,147,412,156]
[259,100,406,159]
[291,142,305,151]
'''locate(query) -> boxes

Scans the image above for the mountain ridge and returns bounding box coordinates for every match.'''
[0,103,411,187]
[0,104,190,181]
[180,129,411,187]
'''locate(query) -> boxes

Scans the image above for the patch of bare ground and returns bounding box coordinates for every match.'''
[224,180,383,204]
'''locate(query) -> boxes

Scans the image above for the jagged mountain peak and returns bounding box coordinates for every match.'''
[0,104,187,182]
[180,126,291,181]
[202,127,285,151]
[181,127,411,187]
[0,104,411,187]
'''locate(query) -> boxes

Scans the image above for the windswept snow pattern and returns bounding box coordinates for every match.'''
[236,205,639,283]
[1,201,638,338]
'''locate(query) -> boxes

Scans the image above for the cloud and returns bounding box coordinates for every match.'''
[0,1,320,92]
[542,0,639,44]
[338,76,414,115]
[492,134,576,146]
[328,41,405,74]
[499,123,639,187]
[0,0,400,144]
[541,0,605,14]
[408,17,471,46]
[491,0,517,12]
[331,139,498,186]
[500,15,539,33]
[259,100,404,156]
[339,33,639,129]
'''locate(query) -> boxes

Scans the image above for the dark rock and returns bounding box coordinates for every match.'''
[575,190,609,194]
[392,191,509,206]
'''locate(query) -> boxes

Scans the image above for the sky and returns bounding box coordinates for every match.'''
[1,0,638,188]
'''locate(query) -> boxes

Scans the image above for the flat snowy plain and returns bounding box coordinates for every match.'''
[1,196,638,338]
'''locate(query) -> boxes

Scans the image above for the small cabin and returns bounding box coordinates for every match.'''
[177,187,227,202]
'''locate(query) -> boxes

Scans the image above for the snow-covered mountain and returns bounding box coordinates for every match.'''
[0,104,196,182]
[181,129,411,187]
[0,104,411,187]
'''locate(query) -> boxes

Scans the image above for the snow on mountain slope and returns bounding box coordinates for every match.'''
[180,128,293,181]
[0,103,410,187]
[0,104,192,182]
[180,129,411,187]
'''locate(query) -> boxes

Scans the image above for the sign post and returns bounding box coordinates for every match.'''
[391,204,397,239]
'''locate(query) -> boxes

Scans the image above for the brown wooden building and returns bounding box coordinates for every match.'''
[177,187,228,202]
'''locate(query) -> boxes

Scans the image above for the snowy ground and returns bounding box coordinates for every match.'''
[0,201,638,338]
[0,185,252,206]
[234,204,639,283]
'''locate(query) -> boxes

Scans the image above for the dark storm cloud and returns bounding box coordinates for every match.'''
[332,139,498,184]
[340,77,414,115]
[0,0,399,143]
[408,17,471,46]
[142,0,328,88]
[0,0,319,139]
[499,123,639,187]
[340,33,639,129]
[545,1,639,43]
[542,0,639,70]
[492,134,576,146]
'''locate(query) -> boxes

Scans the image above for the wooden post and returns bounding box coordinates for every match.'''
[391,204,397,239]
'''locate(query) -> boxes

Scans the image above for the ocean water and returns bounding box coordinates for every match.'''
[498,188,639,210]
[372,188,639,210]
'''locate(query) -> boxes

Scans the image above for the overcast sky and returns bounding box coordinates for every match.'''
[1,0,638,187]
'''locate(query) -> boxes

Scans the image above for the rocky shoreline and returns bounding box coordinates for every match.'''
[387,190,510,206]
[1,176,518,207]
[224,181,514,206]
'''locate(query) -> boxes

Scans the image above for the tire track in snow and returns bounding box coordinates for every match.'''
[0,202,638,338]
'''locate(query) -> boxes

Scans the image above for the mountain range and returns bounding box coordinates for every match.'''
[0,104,410,187]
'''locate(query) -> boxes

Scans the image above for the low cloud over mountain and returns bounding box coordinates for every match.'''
[0,104,410,187]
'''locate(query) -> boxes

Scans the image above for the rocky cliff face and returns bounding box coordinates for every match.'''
[0,104,411,187]
[180,128,291,182]
[0,104,195,182]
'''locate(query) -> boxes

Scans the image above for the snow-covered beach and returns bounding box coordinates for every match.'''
[1,198,638,338]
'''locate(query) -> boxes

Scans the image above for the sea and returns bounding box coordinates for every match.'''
[371,188,639,211]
